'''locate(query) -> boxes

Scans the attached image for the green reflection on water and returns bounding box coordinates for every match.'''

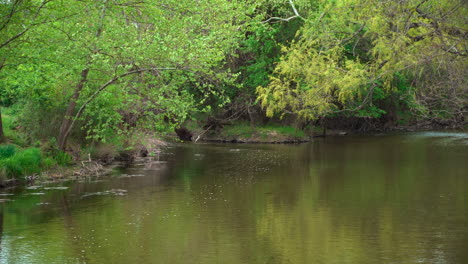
[1,133,467,264]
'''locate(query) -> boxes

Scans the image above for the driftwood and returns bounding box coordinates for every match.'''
[194,125,213,143]
[78,154,104,176]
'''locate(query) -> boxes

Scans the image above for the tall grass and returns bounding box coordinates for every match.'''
[0,147,43,179]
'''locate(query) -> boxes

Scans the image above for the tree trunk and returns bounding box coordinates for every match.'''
[0,107,5,143]
[58,68,89,150]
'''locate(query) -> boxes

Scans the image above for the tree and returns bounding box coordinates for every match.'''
[1,0,250,149]
[0,0,55,143]
[257,0,467,124]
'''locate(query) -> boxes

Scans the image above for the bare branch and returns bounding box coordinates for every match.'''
[263,0,304,23]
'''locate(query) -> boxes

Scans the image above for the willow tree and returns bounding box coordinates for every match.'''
[257,0,467,123]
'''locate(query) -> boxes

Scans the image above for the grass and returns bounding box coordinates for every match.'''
[257,124,306,138]
[223,122,255,138]
[0,145,75,181]
[221,121,307,140]
[0,108,75,182]
[0,147,43,180]
[0,141,74,181]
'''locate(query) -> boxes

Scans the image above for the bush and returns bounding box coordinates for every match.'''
[0,144,17,159]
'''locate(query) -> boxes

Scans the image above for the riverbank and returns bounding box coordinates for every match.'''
[2,111,465,189]
[182,119,467,144]
[0,130,168,189]
[195,123,310,143]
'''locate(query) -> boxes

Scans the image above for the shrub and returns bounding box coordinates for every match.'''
[0,144,17,159]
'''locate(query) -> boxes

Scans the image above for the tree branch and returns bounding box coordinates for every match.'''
[0,0,52,49]
[263,0,304,23]
[65,67,179,139]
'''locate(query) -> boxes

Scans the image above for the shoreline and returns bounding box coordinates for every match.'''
[2,127,467,190]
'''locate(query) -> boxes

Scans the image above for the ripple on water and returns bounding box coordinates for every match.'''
[409,131,468,139]
[407,131,468,146]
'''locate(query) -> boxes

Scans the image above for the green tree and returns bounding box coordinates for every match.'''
[0,0,56,143]
[257,0,467,123]
[2,0,250,148]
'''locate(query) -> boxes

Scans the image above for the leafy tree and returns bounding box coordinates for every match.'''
[213,0,311,125]
[1,0,250,148]
[0,0,57,142]
[257,0,467,124]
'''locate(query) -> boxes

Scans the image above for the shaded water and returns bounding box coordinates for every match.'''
[1,132,467,264]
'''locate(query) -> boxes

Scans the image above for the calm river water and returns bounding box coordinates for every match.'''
[0,132,467,264]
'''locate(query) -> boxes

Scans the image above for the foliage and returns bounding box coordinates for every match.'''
[0,108,29,146]
[0,0,466,154]
[1,0,254,147]
[0,142,73,179]
[257,0,467,123]
[0,144,16,159]
[0,147,42,179]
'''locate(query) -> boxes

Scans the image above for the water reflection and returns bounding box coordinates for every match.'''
[0,133,467,264]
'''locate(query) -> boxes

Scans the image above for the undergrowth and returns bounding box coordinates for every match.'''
[0,144,73,181]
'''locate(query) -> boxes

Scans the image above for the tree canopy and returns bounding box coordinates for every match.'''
[257,0,467,122]
[0,0,466,148]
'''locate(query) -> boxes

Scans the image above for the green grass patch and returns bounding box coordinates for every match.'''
[257,125,306,138]
[223,122,255,138]
[221,122,307,140]
[0,144,72,181]
[0,147,43,179]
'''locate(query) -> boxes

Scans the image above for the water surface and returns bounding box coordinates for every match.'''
[1,132,467,264]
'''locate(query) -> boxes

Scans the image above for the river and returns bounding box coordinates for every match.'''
[0,132,467,264]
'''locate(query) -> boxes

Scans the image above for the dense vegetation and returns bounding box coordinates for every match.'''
[0,0,466,180]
